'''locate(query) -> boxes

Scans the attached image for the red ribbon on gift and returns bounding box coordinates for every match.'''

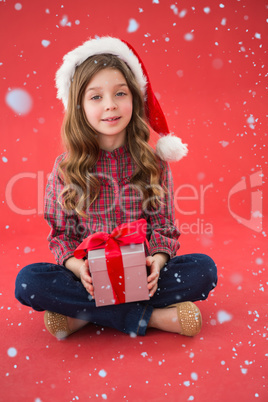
[74,219,148,305]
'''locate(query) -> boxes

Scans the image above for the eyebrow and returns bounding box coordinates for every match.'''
[85,83,128,94]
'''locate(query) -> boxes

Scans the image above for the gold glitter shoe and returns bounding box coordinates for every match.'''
[44,311,73,340]
[166,302,202,336]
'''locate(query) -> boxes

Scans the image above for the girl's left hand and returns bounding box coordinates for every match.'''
[146,253,169,298]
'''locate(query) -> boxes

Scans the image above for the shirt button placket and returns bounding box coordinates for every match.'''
[109,153,120,226]
[111,154,121,225]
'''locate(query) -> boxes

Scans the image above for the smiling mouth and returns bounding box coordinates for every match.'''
[102,117,121,122]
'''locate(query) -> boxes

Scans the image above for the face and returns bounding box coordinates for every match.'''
[83,68,133,148]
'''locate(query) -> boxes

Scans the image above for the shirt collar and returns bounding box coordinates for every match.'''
[99,144,129,159]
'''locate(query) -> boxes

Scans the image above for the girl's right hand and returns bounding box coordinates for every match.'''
[80,260,95,299]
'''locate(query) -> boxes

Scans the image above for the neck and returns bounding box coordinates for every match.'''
[97,132,126,152]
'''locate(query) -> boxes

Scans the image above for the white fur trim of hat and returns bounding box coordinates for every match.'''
[55,36,188,162]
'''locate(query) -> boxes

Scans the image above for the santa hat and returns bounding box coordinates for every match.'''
[55,36,188,162]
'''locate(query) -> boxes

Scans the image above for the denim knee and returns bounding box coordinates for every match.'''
[15,264,42,308]
[196,253,218,294]
[15,265,29,303]
[203,254,218,288]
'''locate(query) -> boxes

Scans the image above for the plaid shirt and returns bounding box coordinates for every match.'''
[45,145,180,265]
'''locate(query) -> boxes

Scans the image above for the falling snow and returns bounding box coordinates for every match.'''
[14,3,22,11]
[219,141,229,147]
[127,19,139,33]
[7,347,17,357]
[5,89,33,115]
[98,369,107,378]
[184,32,194,41]
[41,40,50,48]
[191,372,198,381]
[217,310,233,324]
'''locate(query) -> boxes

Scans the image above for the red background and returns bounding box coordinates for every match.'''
[0,1,267,401]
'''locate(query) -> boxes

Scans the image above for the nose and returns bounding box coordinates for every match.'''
[105,96,117,111]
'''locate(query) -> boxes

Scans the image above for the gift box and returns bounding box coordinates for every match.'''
[88,243,149,306]
[74,219,150,307]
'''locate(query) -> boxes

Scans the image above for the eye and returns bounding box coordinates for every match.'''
[91,95,102,101]
[116,92,127,97]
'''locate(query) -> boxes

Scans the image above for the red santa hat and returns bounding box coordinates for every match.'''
[55,36,188,162]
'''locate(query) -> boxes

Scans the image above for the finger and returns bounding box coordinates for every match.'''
[82,279,95,298]
[87,274,93,284]
[88,284,95,298]
[81,272,91,285]
[148,278,158,290]
[80,264,94,296]
[81,260,90,271]
[81,265,92,282]
[149,284,157,297]
[147,271,159,282]
[147,272,159,289]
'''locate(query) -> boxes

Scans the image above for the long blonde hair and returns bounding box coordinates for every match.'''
[59,54,162,216]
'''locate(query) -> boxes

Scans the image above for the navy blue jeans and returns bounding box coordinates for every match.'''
[15,253,217,336]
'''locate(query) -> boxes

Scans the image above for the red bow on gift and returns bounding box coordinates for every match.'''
[74,219,148,305]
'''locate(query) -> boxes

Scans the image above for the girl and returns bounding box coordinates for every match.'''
[15,37,217,339]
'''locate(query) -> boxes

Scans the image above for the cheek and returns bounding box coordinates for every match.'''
[123,100,133,117]
[83,103,99,122]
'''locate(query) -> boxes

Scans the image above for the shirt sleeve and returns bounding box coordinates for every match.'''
[147,160,180,258]
[44,154,83,265]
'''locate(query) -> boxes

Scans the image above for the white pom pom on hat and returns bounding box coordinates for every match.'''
[156,134,188,162]
[55,36,188,162]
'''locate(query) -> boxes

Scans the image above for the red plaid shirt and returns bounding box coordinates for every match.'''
[45,145,180,265]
